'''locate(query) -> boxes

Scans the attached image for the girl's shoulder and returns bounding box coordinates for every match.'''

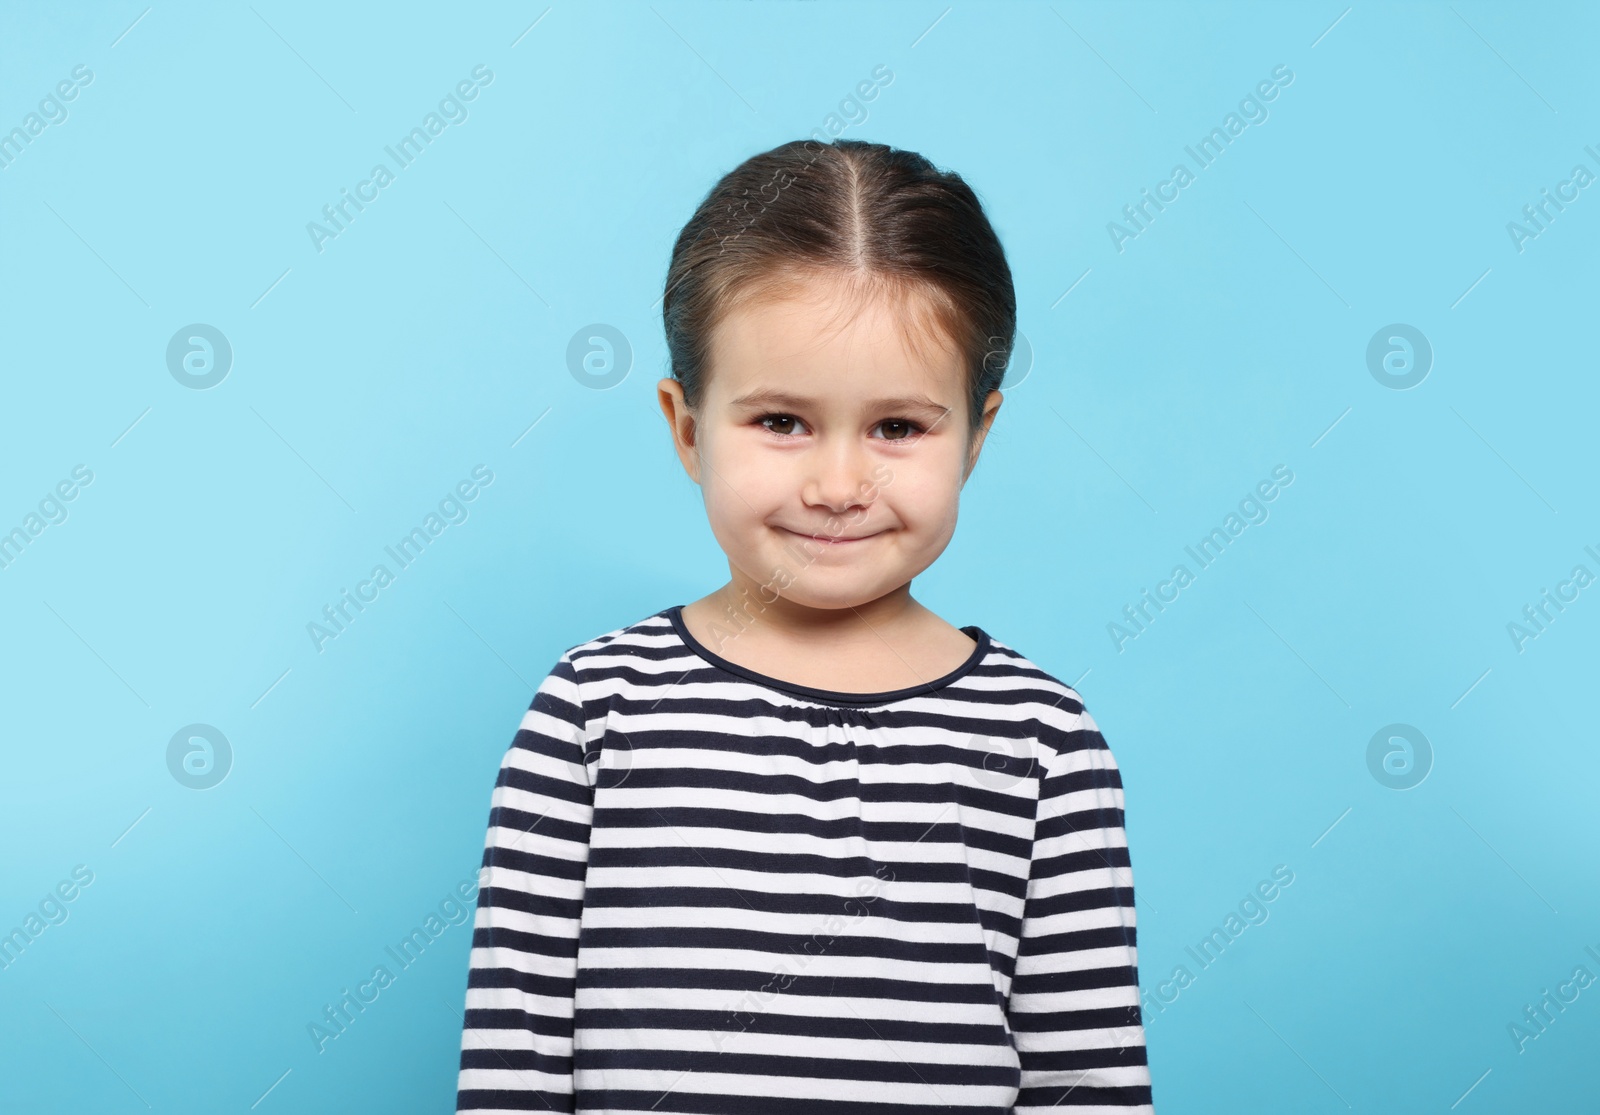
[962,631,1115,748]
[563,606,680,663]
[965,629,1087,706]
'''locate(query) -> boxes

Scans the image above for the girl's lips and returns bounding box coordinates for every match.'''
[780,527,883,545]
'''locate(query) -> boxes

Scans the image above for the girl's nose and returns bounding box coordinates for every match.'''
[802,439,874,514]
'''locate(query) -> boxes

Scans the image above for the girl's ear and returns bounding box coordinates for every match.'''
[657,377,702,485]
[962,390,1004,485]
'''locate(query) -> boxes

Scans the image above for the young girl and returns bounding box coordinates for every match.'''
[455,138,1154,1114]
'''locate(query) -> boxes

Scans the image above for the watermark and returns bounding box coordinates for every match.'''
[307,65,494,253]
[1365,723,1431,790]
[567,323,631,390]
[1140,864,1294,1024]
[1507,943,1598,1053]
[0,865,95,972]
[964,732,1037,793]
[1506,148,1600,253]
[166,324,233,389]
[712,153,821,254]
[710,864,895,1051]
[1108,64,1294,253]
[0,64,93,172]
[0,464,94,572]
[307,464,494,652]
[697,461,896,654]
[1506,545,1598,653]
[705,65,890,259]
[1108,464,1294,652]
[307,873,480,1052]
[1365,324,1432,390]
[984,330,1034,391]
[804,63,893,146]
[167,723,233,789]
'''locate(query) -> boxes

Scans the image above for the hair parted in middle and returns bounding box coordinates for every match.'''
[661,138,1017,442]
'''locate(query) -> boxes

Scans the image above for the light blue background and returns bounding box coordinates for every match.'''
[3,1,1597,1111]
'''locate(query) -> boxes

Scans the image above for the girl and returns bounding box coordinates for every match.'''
[455,138,1154,1114]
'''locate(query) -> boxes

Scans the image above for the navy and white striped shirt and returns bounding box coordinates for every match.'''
[456,604,1154,1113]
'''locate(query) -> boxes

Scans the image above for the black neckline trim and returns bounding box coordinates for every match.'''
[663,604,990,708]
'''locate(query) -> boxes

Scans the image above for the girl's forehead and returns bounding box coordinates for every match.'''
[722,382,954,423]
[708,281,964,391]
[709,340,963,412]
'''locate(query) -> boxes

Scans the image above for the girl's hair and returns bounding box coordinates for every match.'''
[661,138,1016,442]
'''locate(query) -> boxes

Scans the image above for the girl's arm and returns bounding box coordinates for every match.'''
[456,653,594,1114]
[1008,705,1155,1112]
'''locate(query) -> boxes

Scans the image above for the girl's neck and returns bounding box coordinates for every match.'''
[678,579,976,695]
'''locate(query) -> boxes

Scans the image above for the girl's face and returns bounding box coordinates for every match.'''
[658,274,1002,612]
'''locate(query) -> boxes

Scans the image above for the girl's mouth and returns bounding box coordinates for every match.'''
[779,526,883,546]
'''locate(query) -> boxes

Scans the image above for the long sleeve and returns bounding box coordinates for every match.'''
[457,653,595,1114]
[1007,703,1155,1112]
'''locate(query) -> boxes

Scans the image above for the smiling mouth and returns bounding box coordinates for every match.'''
[780,527,883,545]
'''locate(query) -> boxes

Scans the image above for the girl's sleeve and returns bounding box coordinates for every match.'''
[456,652,595,1114]
[1007,703,1155,1112]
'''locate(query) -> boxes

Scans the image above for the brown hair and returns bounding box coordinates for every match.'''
[661,138,1016,442]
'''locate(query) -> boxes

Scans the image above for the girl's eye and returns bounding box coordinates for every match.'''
[759,413,807,437]
[756,414,925,441]
[874,419,925,442]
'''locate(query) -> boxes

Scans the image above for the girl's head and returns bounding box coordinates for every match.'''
[657,138,1016,612]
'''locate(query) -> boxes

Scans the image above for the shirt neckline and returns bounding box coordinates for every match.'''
[663,603,991,708]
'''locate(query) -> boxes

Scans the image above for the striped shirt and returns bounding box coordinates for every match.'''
[456,604,1154,1114]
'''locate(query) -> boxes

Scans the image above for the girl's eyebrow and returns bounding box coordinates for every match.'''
[728,388,951,416]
